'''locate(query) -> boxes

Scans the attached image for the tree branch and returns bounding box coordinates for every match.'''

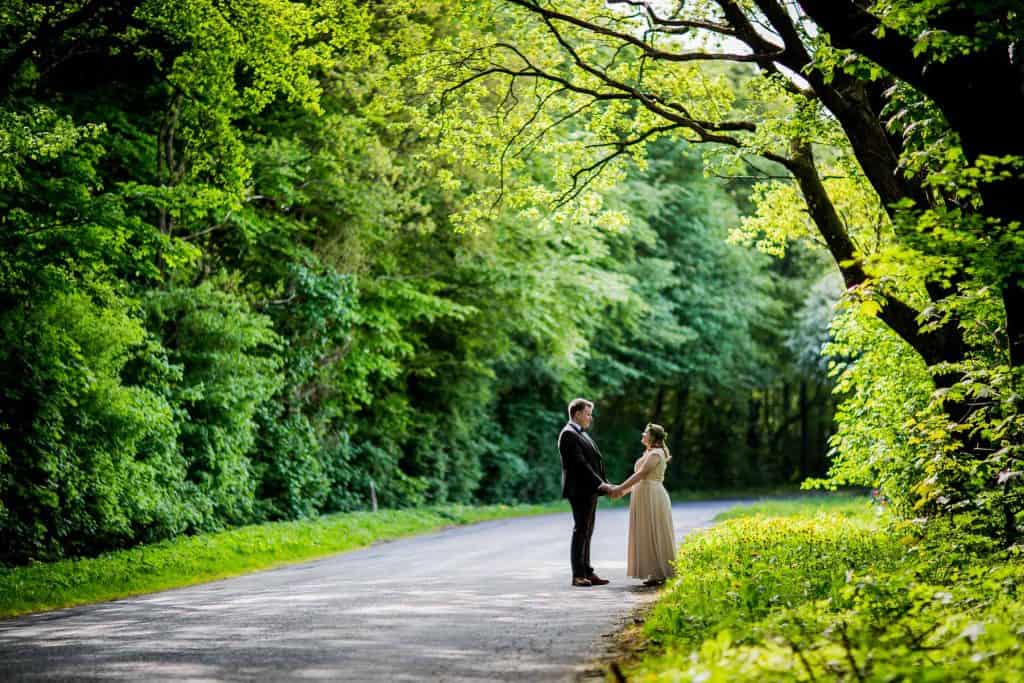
[794,0,928,93]
[713,0,813,96]
[495,85,569,206]
[556,123,685,206]
[607,0,737,36]
[508,0,782,64]
[788,141,964,366]
[537,16,757,146]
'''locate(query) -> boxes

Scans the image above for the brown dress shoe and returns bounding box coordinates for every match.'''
[571,577,593,587]
[587,574,610,586]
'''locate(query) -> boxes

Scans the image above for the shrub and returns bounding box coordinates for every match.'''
[631,500,1024,682]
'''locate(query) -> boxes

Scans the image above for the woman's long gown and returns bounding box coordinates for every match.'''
[626,448,676,581]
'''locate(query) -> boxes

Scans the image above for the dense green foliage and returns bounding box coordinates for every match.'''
[0,501,565,618]
[3,8,1024,683]
[427,0,1024,544]
[631,498,1024,681]
[4,0,1020,575]
[593,147,834,492]
[0,2,833,565]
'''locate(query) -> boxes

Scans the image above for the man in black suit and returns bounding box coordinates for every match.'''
[558,398,613,587]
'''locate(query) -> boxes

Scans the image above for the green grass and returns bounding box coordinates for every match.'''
[0,488,821,618]
[673,484,807,502]
[0,502,566,618]
[712,492,874,520]
[598,484,808,510]
[624,495,1024,681]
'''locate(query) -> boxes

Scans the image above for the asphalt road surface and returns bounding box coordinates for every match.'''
[0,500,740,681]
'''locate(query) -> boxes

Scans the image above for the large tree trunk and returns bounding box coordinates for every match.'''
[789,142,990,456]
[796,0,1024,369]
[788,144,966,366]
[932,69,1024,370]
[703,394,728,488]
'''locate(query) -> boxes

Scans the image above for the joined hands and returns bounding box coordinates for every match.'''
[599,482,625,499]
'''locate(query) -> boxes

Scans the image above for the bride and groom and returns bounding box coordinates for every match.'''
[558,398,676,588]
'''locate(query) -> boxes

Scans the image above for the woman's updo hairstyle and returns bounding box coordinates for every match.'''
[646,423,671,461]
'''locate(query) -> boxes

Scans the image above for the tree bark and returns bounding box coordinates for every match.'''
[797,0,1024,369]
[788,143,965,367]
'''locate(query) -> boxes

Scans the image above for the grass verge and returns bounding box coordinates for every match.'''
[623,495,1024,681]
[0,502,566,619]
[0,490,877,621]
[599,484,811,510]
[711,491,872,520]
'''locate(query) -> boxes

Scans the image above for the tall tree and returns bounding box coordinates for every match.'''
[430,0,1021,421]
[426,0,1022,534]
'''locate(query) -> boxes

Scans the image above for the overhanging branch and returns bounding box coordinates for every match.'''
[508,0,782,64]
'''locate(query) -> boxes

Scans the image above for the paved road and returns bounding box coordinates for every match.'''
[0,501,739,681]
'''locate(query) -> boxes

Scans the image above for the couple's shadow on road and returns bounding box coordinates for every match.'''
[568,582,659,595]
[599,582,662,595]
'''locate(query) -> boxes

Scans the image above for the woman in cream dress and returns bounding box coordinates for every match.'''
[611,423,676,586]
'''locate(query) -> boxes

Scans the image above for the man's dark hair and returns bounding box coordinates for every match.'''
[568,398,593,419]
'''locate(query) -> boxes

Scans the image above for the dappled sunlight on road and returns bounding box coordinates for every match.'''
[0,501,739,681]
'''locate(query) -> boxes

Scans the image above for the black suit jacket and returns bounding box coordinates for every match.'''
[558,422,607,499]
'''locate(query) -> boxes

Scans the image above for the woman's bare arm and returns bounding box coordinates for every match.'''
[611,451,660,497]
